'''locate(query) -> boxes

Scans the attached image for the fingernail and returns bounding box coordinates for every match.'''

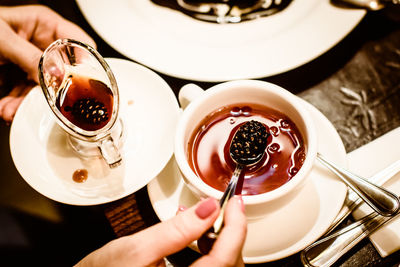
[195,198,217,219]
[235,195,245,213]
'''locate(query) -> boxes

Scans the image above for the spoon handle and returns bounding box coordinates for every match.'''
[213,163,243,234]
[317,153,400,217]
[301,211,400,267]
[197,164,243,254]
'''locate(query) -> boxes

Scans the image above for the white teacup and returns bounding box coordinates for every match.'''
[174,80,318,218]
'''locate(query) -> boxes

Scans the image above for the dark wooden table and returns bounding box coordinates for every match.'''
[4,1,400,266]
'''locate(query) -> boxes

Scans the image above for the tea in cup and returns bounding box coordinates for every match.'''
[39,39,123,168]
[174,80,318,218]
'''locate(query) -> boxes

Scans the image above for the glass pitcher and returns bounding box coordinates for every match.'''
[38,39,123,168]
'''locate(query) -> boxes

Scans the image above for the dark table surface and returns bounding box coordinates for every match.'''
[3,0,400,266]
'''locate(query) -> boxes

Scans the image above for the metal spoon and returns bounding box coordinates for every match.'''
[300,160,400,266]
[326,159,400,234]
[197,120,269,254]
[317,153,400,217]
[301,210,400,267]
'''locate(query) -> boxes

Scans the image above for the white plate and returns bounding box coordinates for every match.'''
[10,58,180,206]
[76,0,365,82]
[147,99,348,263]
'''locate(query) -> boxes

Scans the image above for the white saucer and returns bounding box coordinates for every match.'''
[147,99,347,263]
[76,0,365,81]
[10,58,180,206]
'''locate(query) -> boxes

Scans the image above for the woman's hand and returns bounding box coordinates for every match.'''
[76,196,247,267]
[0,5,95,122]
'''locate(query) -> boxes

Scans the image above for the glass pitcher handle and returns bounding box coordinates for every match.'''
[99,136,122,168]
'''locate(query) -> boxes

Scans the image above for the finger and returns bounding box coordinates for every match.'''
[0,83,25,118]
[0,5,95,84]
[7,82,27,97]
[0,96,15,119]
[2,96,24,122]
[2,82,31,121]
[32,6,96,49]
[122,198,220,266]
[211,196,247,261]
[0,19,42,83]
[55,18,96,48]
[0,83,33,122]
[193,196,247,267]
[0,5,96,50]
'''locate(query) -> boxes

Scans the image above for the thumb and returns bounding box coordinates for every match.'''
[0,19,42,83]
[122,198,219,266]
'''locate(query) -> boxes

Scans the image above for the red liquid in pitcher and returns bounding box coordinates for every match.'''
[188,103,306,195]
[56,75,113,131]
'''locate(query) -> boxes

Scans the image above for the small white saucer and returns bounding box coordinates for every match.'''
[147,100,347,263]
[10,58,180,206]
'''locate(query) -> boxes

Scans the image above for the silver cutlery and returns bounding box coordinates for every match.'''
[317,153,400,217]
[301,210,400,267]
[326,159,400,234]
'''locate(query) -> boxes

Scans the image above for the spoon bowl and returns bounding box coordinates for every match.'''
[317,153,400,217]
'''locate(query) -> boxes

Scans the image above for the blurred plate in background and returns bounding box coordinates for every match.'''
[76,0,365,82]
